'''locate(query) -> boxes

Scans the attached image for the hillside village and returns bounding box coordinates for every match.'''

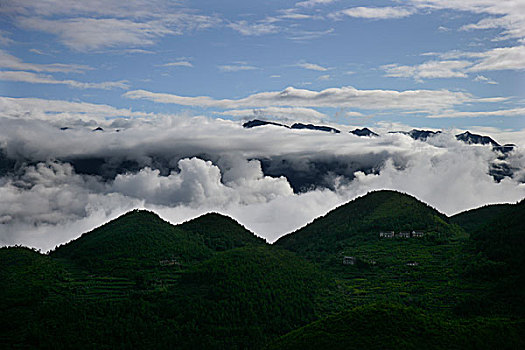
[379,230,425,238]
[341,230,427,266]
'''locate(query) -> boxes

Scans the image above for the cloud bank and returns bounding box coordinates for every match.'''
[1,102,524,251]
[123,86,502,115]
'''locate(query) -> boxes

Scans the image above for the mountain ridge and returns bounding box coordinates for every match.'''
[2,190,525,348]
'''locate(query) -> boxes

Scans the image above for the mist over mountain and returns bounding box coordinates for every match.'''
[0,114,524,251]
[389,129,442,141]
[2,0,525,346]
[349,128,379,137]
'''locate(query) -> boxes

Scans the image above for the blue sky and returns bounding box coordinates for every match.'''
[1,0,525,131]
[2,0,525,249]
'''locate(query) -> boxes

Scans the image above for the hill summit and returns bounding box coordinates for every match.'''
[275,190,454,256]
[51,210,264,274]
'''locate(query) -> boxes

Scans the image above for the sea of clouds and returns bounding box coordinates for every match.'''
[1,101,524,250]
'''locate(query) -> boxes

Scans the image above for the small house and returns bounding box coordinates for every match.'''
[379,231,395,238]
[342,256,356,265]
[398,232,411,238]
[412,231,425,238]
[406,261,419,267]
[159,258,181,266]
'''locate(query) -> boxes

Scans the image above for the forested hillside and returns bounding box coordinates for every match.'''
[1,191,524,349]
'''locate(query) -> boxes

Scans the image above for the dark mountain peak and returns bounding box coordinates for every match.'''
[493,143,516,154]
[51,208,264,274]
[342,190,424,209]
[60,127,70,131]
[408,129,441,141]
[455,131,499,146]
[389,129,441,141]
[290,123,340,133]
[92,127,104,132]
[388,129,441,141]
[52,209,167,247]
[179,212,243,229]
[242,119,340,133]
[243,119,288,129]
[276,190,450,252]
[178,212,266,247]
[118,208,162,220]
[350,127,379,137]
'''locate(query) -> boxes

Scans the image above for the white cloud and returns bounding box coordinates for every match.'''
[278,13,312,20]
[349,141,525,216]
[317,74,331,80]
[474,75,498,84]
[345,111,364,117]
[161,61,193,68]
[468,46,525,71]
[426,107,525,118]
[287,28,334,41]
[0,105,524,250]
[0,96,151,124]
[382,60,471,80]
[297,62,329,71]
[215,106,329,123]
[112,157,293,207]
[0,49,91,73]
[296,0,337,8]
[383,45,525,81]
[228,20,279,36]
[1,127,524,249]
[218,64,258,72]
[0,0,170,18]
[331,7,415,20]
[18,17,174,51]
[123,85,495,115]
[0,71,129,89]
[122,48,155,54]
[0,30,13,46]
[409,0,525,41]
[11,1,220,52]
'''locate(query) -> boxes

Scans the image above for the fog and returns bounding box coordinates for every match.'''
[1,100,524,250]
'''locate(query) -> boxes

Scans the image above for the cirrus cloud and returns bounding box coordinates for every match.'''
[123,85,504,115]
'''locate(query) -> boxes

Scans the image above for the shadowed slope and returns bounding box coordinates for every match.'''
[275,190,455,256]
[270,304,525,350]
[51,210,264,274]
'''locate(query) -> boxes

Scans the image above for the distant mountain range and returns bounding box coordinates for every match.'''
[2,190,524,348]
[243,119,340,133]
[3,120,518,195]
[242,119,515,149]
[242,120,518,183]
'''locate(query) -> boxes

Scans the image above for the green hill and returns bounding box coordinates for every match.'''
[270,303,525,350]
[1,211,329,349]
[51,210,264,275]
[162,246,328,349]
[276,190,457,258]
[451,203,513,233]
[0,247,67,346]
[470,199,525,266]
[1,192,524,348]
[178,212,266,250]
[457,199,525,316]
[275,190,469,312]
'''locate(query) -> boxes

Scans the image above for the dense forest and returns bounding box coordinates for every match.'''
[1,190,524,349]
